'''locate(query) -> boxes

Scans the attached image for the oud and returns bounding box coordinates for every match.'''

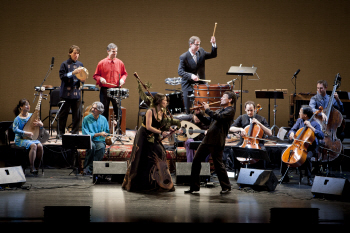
[22,87,47,140]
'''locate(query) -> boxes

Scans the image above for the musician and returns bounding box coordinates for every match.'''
[93,43,128,133]
[229,101,272,171]
[309,79,344,121]
[178,36,217,113]
[58,45,84,136]
[281,105,324,185]
[12,99,43,175]
[82,101,109,176]
[173,113,210,162]
[184,91,236,195]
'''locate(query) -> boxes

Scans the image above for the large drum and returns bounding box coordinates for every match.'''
[166,92,184,114]
[193,84,232,111]
[107,88,129,99]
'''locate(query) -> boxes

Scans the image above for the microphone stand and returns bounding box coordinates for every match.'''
[51,101,65,140]
[34,57,54,103]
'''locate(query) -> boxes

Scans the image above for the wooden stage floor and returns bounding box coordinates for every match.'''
[1,131,350,230]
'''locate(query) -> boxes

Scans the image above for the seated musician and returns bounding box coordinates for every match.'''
[229,101,272,172]
[281,105,324,185]
[82,101,109,176]
[12,98,44,175]
[173,113,210,162]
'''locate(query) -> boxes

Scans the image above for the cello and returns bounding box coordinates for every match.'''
[237,104,263,164]
[315,74,343,162]
[281,107,323,168]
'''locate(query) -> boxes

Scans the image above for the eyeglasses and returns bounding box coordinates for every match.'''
[193,44,200,47]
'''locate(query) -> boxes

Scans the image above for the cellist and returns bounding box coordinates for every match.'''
[229,101,272,172]
[281,105,324,186]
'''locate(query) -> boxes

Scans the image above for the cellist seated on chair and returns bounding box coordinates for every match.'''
[281,105,324,186]
[229,101,272,172]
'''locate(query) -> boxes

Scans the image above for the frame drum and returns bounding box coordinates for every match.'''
[193,84,231,111]
[76,67,89,82]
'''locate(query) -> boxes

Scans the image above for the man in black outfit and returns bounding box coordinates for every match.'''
[184,91,236,195]
[58,45,84,136]
[178,36,217,113]
[229,101,272,172]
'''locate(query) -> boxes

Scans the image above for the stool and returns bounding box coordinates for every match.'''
[10,144,44,174]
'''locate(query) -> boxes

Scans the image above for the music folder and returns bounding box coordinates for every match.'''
[226,66,257,76]
[62,134,92,150]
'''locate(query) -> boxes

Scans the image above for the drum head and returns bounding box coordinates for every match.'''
[76,67,89,82]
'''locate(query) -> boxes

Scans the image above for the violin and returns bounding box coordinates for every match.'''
[237,104,263,165]
[281,107,323,167]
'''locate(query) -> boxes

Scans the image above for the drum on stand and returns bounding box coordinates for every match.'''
[107,88,129,99]
[193,84,232,111]
[166,92,184,114]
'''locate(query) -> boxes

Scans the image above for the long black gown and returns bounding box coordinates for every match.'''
[122,109,176,192]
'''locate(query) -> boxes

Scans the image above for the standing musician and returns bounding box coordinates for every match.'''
[12,99,44,175]
[58,45,84,136]
[178,36,217,113]
[82,101,109,176]
[281,105,324,185]
[229,101,272,171]
[184,91,236,195]
[93,43,128,133]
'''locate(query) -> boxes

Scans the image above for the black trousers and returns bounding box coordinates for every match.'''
[58,98,81,135]
[190,143,231,191]
[183,90,193,114]
[100,87,122,132]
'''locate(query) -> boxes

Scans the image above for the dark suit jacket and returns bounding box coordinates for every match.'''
[178,46,217,91]
[196,106,235,148]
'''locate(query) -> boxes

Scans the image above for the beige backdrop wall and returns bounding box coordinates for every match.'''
[1,0,349,131]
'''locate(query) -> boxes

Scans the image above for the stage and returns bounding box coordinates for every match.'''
[1,130,350,230]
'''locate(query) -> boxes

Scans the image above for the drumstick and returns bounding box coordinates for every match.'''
[105,82,119,86]
[212,22,217,37]
[190,101,221,110]
[200,79,211,82]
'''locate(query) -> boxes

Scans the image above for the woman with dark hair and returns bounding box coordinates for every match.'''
[12,98,44,175]
[122,93,181,192]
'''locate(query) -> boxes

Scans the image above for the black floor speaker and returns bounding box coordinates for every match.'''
[175,162,210,184]
[92,161,127,184]
[0,166,26,188]
[311,176,350,200]
[237,168,278,191]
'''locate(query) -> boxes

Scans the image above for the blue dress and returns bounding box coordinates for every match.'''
[12,114,41,149]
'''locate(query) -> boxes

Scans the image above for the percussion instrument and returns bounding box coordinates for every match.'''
[165,77,182,86]
[107,88,129,99]
[190,101,221,111]
[75,67,89,82]
[193,84,231,111]
[166,92,184,114]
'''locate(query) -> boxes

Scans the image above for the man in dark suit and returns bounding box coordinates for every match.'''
[184,91,236,195]
[178,36,217,113]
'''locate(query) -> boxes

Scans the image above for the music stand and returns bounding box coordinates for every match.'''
[231,146,270,167]
[227,66,257,115]
[62,134,91,175]
[255,90,284,135]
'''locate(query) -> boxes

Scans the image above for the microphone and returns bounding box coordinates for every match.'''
[227,78,238,84]
[51,57,55,69]
[292,69,300,79]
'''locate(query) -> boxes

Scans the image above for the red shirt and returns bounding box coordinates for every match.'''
[93,57,128,88]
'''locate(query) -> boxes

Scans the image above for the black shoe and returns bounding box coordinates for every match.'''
[184,189,198,194]
[220,188,231,194]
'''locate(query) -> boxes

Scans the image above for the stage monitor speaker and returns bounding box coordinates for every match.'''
[311,176,350,200]
[0,166,26,188]
[92,161,127,184]
[237,168,278,191]
[175,162,210,184]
